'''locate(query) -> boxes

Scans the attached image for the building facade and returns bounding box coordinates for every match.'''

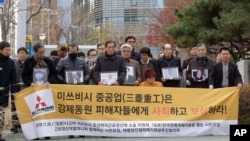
[72,0,165,50]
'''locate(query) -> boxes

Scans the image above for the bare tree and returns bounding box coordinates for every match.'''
[0,0,16,41]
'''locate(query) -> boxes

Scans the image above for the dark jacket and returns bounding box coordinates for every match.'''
[182,57,195,70]
[93,53,126,85]
[13,59,24,83]
[156,55,182,87]
[21,56,57,87]
[56,56,90,84]
[187,57,215,88]
[209,62,242,88]
[0,55,19,106]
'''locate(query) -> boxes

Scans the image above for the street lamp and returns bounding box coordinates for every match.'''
[39,33,46,44]
[71,25,100,44]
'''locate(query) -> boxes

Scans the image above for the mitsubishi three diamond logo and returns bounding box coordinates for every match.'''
[25,89,55,118]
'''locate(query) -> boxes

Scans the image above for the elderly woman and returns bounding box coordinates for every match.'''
[139,69,163,87]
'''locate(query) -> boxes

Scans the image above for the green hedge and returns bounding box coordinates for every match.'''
[239,84,250,124]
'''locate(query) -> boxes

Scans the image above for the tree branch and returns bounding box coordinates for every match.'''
[26,5,42,24]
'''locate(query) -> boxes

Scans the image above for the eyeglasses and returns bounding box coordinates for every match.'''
[127,41,135,43]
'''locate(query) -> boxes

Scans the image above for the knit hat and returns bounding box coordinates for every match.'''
[145,69,156,79]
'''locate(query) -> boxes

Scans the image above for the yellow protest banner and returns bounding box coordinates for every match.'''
[15,85,239,140]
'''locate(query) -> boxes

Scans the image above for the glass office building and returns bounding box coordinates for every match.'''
[72,0,164,48]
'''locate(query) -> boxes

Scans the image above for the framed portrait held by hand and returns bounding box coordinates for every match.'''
[65,70,84,84]
[100,71,118,85]
[33,68,48,85]
[161,67,179,80]
[124,65,135,85]
[191,69,208,82]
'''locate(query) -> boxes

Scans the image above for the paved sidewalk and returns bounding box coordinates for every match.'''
[2,130,229,141]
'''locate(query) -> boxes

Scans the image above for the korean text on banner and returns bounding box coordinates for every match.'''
[15,85,239,140]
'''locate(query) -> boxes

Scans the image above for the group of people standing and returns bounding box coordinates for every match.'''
[0,35,243,140]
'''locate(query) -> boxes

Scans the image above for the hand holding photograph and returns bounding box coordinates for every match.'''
[192,69,208,82]
[100,71,118,85]
[65,70,84,84]
[124,65,135,85]
[161,67,179,80]
[33,68,48,85]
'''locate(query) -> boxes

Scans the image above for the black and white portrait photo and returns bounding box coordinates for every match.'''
[124,65,135,85]
[65,70,84,84]
[33,68,48,85]
[100,71,117,85]
[192,69,208,81]
[161,67,179,80]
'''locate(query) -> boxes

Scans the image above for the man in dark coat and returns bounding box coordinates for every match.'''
[186,43,215,88]
[0,41,19,141]
[94,40,126,85]
[155,44,182,87]
[22,43,57,87]
[209,47,242,89]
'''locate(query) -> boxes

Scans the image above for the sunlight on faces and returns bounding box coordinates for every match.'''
[18,50,27,61]
[141,53,150,62]
[127,39,136,48]
[121,44,132,59]
[35,47,45,60]
[57,46,67,58]
[196,45,207,57]
[97,44,106,56]
[88,50,97,59]
[0,47,11,57]
[69,46,78,54]
[106,42,116,55]
[146,76,156,84]
[164,44,172,58]
[220,50,231,63]
[190,47,197,56]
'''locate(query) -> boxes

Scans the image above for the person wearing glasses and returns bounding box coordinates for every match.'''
[117,36,141,62]
[186,43,215,88]
[94,41,126,86]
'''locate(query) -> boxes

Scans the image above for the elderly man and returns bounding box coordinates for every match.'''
[186,43,215,88]
[155,43,182,87]
[93,41,126,85]
[120,43,141,85]
[117,36,141,61]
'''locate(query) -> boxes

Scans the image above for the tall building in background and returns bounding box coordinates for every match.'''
[72,0,164,50]
[9,0,194,58]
